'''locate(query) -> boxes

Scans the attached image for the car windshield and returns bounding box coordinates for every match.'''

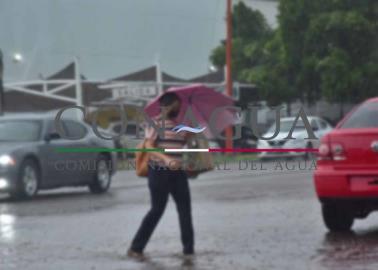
[268,120,305,133]
[340,102,378,129]
[0,120,41,142]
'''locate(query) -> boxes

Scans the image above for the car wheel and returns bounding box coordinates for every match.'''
[89,155,112,194]
[10,159,40,200]
[322,204,354,232]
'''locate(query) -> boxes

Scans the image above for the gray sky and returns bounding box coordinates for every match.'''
[0,0,278,82]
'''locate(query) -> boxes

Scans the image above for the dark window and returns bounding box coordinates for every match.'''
[64,120,88,139]
[46,120,61,135]
[112,124,122,134]
[319,120,328,129]
[0,120,41,142]
[126,124,137,135]
[311,120,319,130]
[113,123,137,135]
[340,102,378,129]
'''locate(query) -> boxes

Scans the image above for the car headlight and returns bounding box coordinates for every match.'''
[0,178,8,189]
[0,155,16,166]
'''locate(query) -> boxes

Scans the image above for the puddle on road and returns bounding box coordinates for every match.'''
[0,190,122,217]
[94,249,227,270]
[0,214,15,241]
[315,229,378,270]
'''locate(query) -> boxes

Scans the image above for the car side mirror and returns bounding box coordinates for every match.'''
[312,126,319,131]
[45,132,61,142]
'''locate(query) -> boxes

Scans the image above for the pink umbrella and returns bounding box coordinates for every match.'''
[144,84,236,138]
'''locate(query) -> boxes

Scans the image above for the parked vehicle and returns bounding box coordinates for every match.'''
[314,98,378,231]
[104,121,144,158]
[0,114,117,199]
[257,116,333,159]
[217,126,258,150]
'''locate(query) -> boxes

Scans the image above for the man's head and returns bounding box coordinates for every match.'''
[159,92,181,119]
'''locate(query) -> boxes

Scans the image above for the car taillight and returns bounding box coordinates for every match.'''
[331,143,346,161]
[317,143,346,161]
[318,143,331,160]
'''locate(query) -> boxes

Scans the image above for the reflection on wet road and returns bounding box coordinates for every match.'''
[1,163,378,270]
[318,230,378,270]
[0,214,15,241]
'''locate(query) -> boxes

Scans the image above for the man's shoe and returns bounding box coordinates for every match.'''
[127,249,146,262]
[182,253,195,266]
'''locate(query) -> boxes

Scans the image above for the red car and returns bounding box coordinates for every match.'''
[314,98,378,231]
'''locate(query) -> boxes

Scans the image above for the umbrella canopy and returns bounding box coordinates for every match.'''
[144,84,236,138]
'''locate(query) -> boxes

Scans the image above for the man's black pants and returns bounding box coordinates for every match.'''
[131,167,194,254]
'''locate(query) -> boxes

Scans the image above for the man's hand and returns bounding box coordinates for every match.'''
[165,157,182,170]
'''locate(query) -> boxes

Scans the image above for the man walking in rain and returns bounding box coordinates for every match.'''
[127,92,195,262]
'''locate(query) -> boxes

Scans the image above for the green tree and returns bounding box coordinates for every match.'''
[210,0,378,116]
[242,30,293,108]
[279,0,378,108]
[211,2,301,112]
[210,2,272,80]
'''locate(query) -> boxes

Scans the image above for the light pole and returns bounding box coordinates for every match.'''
[225,0,233,150]
[0,49,4,116]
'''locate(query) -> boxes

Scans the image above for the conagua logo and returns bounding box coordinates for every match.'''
[55,105,319,141]
[172,124,207,134]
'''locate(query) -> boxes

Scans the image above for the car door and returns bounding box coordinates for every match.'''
[62,120,95,184]
[40,120,78,187]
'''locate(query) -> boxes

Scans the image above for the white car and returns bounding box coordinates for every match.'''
[257,116,333,159]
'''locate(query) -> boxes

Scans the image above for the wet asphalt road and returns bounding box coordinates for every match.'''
[1,160,378,270]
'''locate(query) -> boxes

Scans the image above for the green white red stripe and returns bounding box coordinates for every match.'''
[56,147,318,153]
[165,148,318,153]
